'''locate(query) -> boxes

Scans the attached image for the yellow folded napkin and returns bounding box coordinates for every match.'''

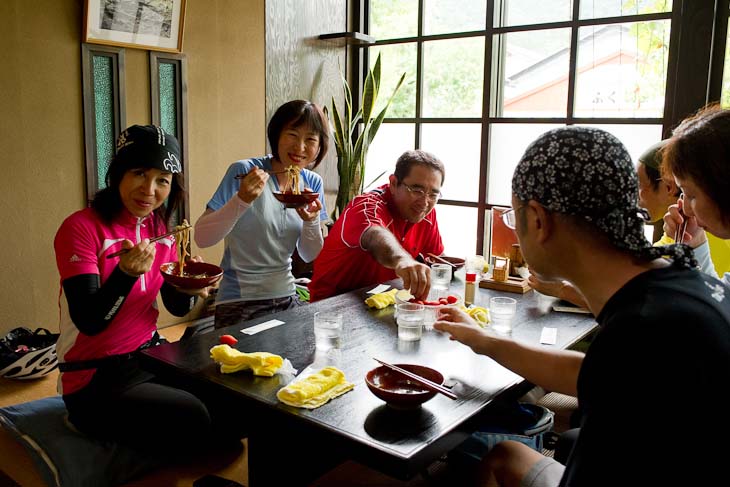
[463,305,490,327]
[210,344,283,376]
[364,288,398,309]
[276,366,354,409]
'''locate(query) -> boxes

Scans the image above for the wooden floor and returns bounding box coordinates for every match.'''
[0,323,248,487]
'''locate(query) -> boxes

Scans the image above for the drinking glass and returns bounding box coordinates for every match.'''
[430,263,452,297]
[467,255,487,274]
[396,303,425,341]
[313,312,343,350]
[489,296,517,335]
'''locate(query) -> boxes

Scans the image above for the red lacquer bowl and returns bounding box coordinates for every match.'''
[273,192,319,208]
[424,255,466,272]
[365,364,444,409]
[160,261,223,289]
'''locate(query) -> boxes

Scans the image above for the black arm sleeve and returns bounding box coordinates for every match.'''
[62,267,139,336]
[160,282,197,317]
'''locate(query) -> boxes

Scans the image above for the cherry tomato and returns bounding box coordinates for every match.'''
[219,334,238,346]
[446,295,458,304]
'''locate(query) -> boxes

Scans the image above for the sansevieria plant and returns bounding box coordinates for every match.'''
[329,54,406,221]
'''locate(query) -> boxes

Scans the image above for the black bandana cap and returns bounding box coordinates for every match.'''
[512,126,696,268]
[115,125,182,174]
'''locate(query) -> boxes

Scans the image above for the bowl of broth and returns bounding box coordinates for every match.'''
[365,363,444,409]
[160,261,223,289]
[273,191,319,208]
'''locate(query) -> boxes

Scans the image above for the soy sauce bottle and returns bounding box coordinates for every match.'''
[464,272,477,306]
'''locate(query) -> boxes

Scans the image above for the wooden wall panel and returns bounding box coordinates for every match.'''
[265,0,347,218]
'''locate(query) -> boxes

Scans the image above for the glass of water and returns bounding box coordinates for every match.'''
[430,263,452,297]
[313,312,343,350]
[396,303,425,341]
[489,296,517,335]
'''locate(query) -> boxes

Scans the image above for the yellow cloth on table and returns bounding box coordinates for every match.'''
[462,305,490,327]
[276,366,354,409]
[210,344,283,376]
[364,288,398,309]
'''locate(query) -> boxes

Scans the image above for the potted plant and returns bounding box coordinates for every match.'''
[329,54,406,221]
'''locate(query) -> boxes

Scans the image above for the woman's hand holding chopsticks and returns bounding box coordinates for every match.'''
[236,167,269,204]
[117,239,156,277]
[663,197,706,248]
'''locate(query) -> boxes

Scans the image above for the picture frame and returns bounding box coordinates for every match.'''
[84,0,186,53]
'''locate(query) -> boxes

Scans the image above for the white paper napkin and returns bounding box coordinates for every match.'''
[540,327,558,345]
[367,284,391,294]
[241,319,285,335]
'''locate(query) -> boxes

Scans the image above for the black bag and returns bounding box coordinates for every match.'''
[0,327,59,380]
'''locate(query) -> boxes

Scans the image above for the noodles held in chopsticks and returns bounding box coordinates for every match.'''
[175,220,191,276]
[283,165,302,195]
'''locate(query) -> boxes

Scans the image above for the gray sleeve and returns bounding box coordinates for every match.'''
[194,196,251,248]
[693,241,719,278]
[296,218,324,263]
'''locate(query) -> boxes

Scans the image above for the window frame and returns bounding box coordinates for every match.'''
[81,43,126,204]
[149,51,190,222]
[356,0,722,255]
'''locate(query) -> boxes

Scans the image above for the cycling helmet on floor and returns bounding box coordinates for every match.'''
[0,327,59,380]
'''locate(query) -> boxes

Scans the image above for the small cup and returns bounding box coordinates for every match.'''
[489,296,517,335]
[396,303,425,341]
[430,263,452,295]
[313,312,343,350]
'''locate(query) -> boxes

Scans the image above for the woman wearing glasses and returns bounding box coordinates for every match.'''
[308,149,446,301]
[663,103,730,285]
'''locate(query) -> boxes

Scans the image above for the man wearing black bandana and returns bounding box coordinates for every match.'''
[435,127,730,487]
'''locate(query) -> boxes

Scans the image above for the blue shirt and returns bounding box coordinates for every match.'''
[207,155,327,302]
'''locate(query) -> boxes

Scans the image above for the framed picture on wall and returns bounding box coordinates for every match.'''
[84,0,186,53]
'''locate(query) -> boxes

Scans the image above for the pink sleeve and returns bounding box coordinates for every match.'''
[54,213,102,279]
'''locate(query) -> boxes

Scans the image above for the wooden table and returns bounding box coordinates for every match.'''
[140,284,596,486]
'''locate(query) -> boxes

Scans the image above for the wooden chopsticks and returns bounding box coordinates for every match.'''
[235,170,286,179]
[675,197,689,244]
[675,218,688,244]
[427,253,457,268]
[106,225,191,259]
[373,358,457,400]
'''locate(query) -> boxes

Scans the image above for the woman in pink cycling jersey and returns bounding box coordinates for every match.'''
[54,125,223,458]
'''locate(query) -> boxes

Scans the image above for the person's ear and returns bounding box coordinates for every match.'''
[664,178,680,198]
[388,174,398,190]
[526,200,553,244]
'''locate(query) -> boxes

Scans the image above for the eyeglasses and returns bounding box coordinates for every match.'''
[501,206,524,230]
[401,183,441,202]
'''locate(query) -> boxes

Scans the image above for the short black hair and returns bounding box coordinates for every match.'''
[393,150,445,185]
[267,100,330,169]
[638,140,667,191]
